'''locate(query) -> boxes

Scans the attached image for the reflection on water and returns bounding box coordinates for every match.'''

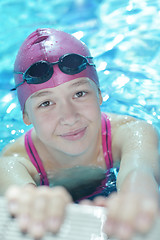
[0,0,160,150]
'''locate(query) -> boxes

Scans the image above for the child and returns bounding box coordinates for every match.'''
[1,28,160,239]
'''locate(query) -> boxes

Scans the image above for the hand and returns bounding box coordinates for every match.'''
[80,193,159,240]
[5,185,72,239]
[96,193,158,240]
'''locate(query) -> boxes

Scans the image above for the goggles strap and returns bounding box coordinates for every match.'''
[12,55,95,91]
[11,80,25,91]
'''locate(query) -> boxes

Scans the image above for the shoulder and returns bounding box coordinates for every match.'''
[103,112,136,126]
[103,112,158,160]
[102,112,137,135]
[1,132,38,177]
[109,112,155,132]
[104,112,157,138]
[102,112,156,133]
[1,134,27,157]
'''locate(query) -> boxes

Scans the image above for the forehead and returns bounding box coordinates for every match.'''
[29,77,97,99]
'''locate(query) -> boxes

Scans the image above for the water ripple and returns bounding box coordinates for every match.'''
[0,0,160,150]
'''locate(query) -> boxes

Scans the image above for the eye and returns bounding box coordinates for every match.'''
[74,91,87,98]
[39,101,53,108]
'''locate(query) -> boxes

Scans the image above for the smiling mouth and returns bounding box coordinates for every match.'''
[60,127,87,141]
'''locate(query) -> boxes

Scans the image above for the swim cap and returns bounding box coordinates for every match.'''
[14,28,99,111]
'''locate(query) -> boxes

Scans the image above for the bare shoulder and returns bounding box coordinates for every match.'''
[104,112,137,136]
[0,134,38,178]
[104,112,158,162]
[105,112,137,127]
[1,134,27,157]
[105,112,157,137]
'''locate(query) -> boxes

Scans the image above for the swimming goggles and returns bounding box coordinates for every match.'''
[12,53,95,90]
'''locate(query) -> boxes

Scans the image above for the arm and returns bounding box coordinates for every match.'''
[2,156,72,239]
[0,156,37,195]
[0,135,38,194]
[1,150,72,238]
[103,119,160,239]
[116,119,160,196]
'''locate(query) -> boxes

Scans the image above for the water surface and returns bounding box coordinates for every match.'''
[0,0,160,150]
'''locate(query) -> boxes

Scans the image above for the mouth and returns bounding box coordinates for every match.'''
[60,127,87,141]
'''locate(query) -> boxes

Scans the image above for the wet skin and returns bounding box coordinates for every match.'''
[0,77,159,239]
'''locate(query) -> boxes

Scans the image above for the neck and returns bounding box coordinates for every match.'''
[48,143,100,168]
[49,138,100,169]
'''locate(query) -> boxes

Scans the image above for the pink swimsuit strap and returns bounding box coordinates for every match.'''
[101,112,113,169]
[24,112,113,186]
[24,129,49,186]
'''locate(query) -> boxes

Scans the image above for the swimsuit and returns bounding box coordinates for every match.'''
[24,112,113,186]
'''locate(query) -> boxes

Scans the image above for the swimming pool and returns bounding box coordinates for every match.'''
[0,0,160,151]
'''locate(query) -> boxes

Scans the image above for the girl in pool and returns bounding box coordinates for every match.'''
[1,28,160,239]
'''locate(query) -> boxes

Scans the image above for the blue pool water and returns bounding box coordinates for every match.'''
[0,0,160,151]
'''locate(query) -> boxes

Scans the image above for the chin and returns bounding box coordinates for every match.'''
[61,145,89,157]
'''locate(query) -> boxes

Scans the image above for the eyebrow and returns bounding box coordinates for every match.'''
[70,79,90,87]
[30,80,90,99]
[30,91,53,99]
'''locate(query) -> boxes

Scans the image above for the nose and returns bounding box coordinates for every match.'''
[59,101,79,126]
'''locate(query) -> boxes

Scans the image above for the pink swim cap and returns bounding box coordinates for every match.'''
[14,28,99,111]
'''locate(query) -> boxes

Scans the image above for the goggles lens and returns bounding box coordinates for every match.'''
[12,53,95,90]
[24,61,53,84]
[59,54,87,75]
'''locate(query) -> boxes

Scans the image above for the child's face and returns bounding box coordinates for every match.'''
[24,77,102,156]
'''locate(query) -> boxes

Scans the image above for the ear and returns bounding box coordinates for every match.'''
[23,111,31,126]
[98,89,103,105]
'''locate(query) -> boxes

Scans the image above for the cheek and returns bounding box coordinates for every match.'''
[30,108,55,124]
[30,111,57,138]
[80,99,101,122]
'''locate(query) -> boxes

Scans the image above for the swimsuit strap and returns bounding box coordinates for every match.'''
[101,112,113,169]
[24,129,49,186]
[77,113,113,201]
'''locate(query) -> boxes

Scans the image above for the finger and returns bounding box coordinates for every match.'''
[27,186,51,238]
[135,198,159,233]
[46,186,72,233]
[79,199,94,206]
[104,193,137,238]
[103,193,120,236]
[114,194,138,223]
[115,222,133,240]
[5,186,21,216]
[18,185,36,232]
[93,196,108,207]
[106,193,121,220]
